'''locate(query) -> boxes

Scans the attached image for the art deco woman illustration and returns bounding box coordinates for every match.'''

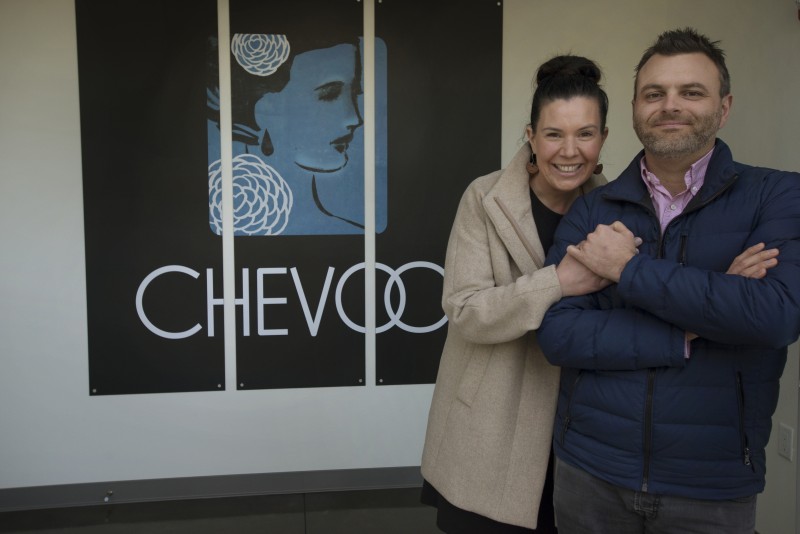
[207,11,381,236]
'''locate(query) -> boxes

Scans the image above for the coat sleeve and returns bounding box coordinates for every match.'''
[619,170,800,348]
[537,195,688,371]
[442,182,563,345]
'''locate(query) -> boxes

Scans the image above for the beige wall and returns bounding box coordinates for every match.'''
[502,1,800,532]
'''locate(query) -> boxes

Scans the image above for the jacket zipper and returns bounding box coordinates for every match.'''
[641,369,656,492]
[679,232,688,266]
[560,371,583,446]
[736,372,753,468]
[642,205,667,493]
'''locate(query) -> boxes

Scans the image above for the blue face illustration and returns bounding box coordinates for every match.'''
[208,36,386,236]
[253,43,363,174]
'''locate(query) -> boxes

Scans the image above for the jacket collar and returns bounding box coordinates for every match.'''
[602,138,738,207]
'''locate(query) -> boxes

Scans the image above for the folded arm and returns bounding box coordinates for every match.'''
[540,174,800,364]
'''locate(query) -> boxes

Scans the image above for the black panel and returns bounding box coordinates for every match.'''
[375,0,503,384]
[77,0,223,395]
[227,0,367,389]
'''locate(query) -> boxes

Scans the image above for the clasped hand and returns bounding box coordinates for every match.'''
[554,221,640,297]
[567,221,639,283]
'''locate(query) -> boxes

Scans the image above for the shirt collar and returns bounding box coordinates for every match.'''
[639,147,714,197]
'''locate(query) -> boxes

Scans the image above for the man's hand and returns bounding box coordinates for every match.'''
[556,251,611,297]
[567,221,639,282]
[688,243,777,343]
[726,242,779,279]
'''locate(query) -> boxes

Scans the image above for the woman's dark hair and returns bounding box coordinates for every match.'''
[529,55,609,132]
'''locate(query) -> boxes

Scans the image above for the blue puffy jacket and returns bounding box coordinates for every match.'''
[538,139,800,500]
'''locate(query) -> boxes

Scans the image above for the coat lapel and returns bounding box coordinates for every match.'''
[483,145,544,274]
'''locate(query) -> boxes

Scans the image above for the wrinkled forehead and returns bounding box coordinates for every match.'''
[635,53,722,94]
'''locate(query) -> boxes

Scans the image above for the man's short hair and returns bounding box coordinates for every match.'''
[634,27,730,98]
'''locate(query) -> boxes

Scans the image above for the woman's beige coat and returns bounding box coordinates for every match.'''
[420,143,604,529]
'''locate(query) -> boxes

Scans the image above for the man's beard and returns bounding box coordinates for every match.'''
[634,109,721,159]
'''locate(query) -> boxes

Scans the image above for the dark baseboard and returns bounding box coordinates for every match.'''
[0,466,423,512]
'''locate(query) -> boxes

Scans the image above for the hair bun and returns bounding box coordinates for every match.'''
[528,54,609,132]
[536,55,602,86]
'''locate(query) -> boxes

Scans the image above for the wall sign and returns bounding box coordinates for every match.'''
[77,0,501,394]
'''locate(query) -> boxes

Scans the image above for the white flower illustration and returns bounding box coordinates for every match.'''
[209,154,293,236]
[231,33,290,77]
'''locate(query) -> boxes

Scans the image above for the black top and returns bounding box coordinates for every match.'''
[530,186,563,256]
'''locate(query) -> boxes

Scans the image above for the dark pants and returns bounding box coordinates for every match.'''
[421,449,557,533]
[554,459,756,534]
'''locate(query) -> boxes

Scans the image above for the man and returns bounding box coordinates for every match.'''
[537,28,800,533]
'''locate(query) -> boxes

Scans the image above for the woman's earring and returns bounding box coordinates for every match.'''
[593,163,604,175]
[261,128,275,156]
[526,153,539,175]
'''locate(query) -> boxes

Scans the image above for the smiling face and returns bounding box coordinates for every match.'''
[633,53,731,162]
[253,43,364,173]
[528,96,607,204]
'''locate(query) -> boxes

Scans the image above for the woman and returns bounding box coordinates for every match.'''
[420,54,611,533]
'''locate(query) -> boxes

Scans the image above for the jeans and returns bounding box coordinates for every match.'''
[553,458,757,534]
